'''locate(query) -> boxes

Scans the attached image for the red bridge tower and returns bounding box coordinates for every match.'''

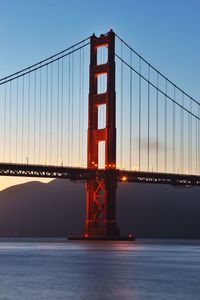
[84,30,120,239]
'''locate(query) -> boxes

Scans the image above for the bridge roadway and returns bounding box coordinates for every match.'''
[0,163,200,186]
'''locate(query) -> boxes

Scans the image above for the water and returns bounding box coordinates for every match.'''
[0,239,199,300]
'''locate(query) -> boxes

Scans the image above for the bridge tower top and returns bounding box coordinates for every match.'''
[87,30,116,169]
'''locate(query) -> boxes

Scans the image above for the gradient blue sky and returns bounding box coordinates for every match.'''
[0,0,200,190]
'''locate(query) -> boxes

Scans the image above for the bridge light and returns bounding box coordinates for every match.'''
[122,176,127,182]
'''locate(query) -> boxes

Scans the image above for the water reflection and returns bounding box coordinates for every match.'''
[0,239,199,299]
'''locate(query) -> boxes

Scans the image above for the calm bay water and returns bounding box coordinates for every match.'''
[0,239,199,300]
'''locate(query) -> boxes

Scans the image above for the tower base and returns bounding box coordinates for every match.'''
[68,235,135,241]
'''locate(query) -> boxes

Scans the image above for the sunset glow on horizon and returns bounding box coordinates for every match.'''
[0,177,52,192]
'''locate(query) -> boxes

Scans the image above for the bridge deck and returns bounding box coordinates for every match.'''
[0,163,200,186]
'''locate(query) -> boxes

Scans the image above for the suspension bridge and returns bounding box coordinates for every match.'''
[0,30,200,240]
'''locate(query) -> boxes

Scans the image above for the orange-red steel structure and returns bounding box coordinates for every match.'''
[84,30,120,238]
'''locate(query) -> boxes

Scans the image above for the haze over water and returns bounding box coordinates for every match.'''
[0,239,199,300]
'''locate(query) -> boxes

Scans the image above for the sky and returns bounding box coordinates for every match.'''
[0,0,200,190]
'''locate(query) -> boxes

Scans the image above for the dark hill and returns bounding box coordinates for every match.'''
[0,180,85,237]
[0,179,200,238]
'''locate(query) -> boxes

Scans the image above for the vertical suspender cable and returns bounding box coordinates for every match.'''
[180,93,184,173]
[139,58,141,171]
[164,80,167,172]
[61,57,64,165]
[16,78,19,162]
[71,50,74,166]
[147,65,150,172]
[57,60,60,165]
[81,47,85,166]
[81,45,84,166]
[78,49,81,165]
[196,117,198,175]
[21,76,25,163]
[34,70,37,163]
[173,86,175,173]
[3,84,7,162]
[129,50,132,170]
[190,100,192,174]
[156,72,159,172]
[188,99,192,174]
[187,101,189,174]
[39,67,42,164]
[68,54,71,166]
[28,72,30,161]
[120,42,123,168]
[9,81,12,162]
[50,62,53,165]
[45,65,48,164]
[198,106,200,174]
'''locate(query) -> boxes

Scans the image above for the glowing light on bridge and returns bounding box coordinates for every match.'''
[122,176,127,182]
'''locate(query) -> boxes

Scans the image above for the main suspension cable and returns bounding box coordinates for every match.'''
[0,36,91,83]
[115,54,200,121]
[0,43,90,86]
[115,33,200,107]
